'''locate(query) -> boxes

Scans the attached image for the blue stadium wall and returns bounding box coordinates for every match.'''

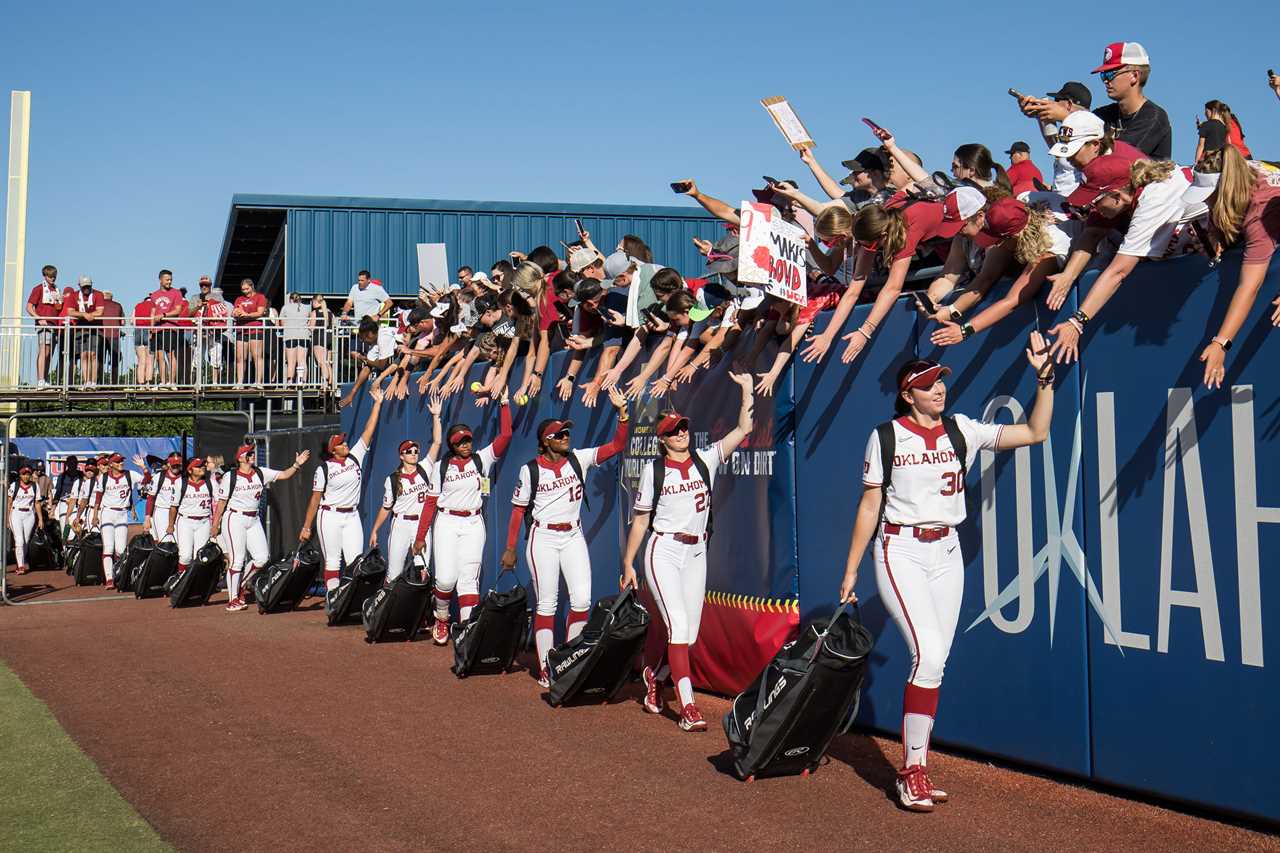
[230,194,725,296]
[341,250,1280,824]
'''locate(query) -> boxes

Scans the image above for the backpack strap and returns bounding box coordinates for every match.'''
[523,460,540,539]
[875,421,896,525]
[941,416,968,479]
[647,456,666,530]
[690,451,714,539]
[566,453,589,511]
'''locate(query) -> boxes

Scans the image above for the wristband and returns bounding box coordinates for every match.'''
[1211,336,1232,351]
[1072,309,1090,327]
[854,328,872,343]
[1067,317,1085,335]
[961,322,975,340]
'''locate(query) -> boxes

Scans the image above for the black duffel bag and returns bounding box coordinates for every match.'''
[451,570,529,676]
[362,558,434,643]
[134,538,178,599]
[722,601,874,782]
[119,532,155,593]
[325,547,388,626]
[546,587,650,706]
[255,542,323,614]
[71,530,105,586]
[26,525,56,571]
[169,541,226,608]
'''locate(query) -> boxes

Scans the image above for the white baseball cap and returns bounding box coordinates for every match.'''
[1178,170,1221,222]
[568,247,600,273]
[1049,111,1106,158]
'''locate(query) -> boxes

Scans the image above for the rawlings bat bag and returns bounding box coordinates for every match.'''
[255,542,322,614]
[546,588,650,706]
[326,546,388,626]
[25,525,56,571]
[118,532,154,593]
[168,541,226,608]
[722,602,873,781]
[451,573,529,677]
[71,530,105,587]
[362,559,433,644]
[134,538,178,599]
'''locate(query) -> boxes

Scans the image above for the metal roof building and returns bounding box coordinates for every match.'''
[213,194,724,300]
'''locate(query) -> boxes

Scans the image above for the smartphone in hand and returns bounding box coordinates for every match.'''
[670,181,692,194]
[574,218,584,235]
[861,117,886,136]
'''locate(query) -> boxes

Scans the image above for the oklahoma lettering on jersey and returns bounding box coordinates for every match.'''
[312,440,368,508]
[863,414,1002,527]
[512,447,601,525]
[176,479,215,518]
[149,472,183,509]
[382,469,431,516]
[633,446,721,536]
[96,472,135,512]
[428,446,498,511]
[217,467,282,513]
[8,482,38,512]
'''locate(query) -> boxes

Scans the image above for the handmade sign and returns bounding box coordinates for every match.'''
[760,97,813,150]
[737,202,807,306]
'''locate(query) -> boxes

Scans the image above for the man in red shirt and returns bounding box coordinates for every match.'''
[63,276,105,387]
[99,290,125,385]
[232,278,268,387]
[132,295,155,385]
[25,264,63,388]
[1005,141,1045,196]
[149,269,184,388]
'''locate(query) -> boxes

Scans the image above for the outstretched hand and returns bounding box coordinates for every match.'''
[1046,322,1080,364]
[1025,331,1051,375]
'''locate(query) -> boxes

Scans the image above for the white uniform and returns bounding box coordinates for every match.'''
[862,414,1002,770]
[634,446,721,647]
[146,470,183,541]
[93,471,139,575]
[312,440,368,587]
[429,445,499,622]
[380,467,432,582]
[52,476,79,531]
[8,482,40,569]
[216,466,280,600]
[171,477,215,568]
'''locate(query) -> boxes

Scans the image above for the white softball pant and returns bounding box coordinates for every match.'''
[317,506,363,584]
[526,522,591,617]
[149,511,174,542]
[223,511,269,574]
[433,512,485,598]
[98,508,130,576]
[175,515,211,567]
[386,515,428,582]
[873,528,964,690]
[9,509,35,568]
[644,532,708,646]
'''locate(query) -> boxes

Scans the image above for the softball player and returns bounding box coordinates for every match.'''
[67,460,98,533]
[8,466,45,575]
[621,372,754,731]
[211,444,309,611]
[165,458,217,577]
[73,455,111,531]
[368,397,442,583]
[89,454,141,590]
[50,455,81,538]
[838,332,1054,812]
[143,452,185,541]
[501,386,629,687]
[300,381,385,592]
[422,393,512,644]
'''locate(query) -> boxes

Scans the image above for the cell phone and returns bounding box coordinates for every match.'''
[762,175,779,186]
[574,218,584,235]
[1008,88,1025,100]
[1270,69,1276,77]
[670,181,692,194]
[861,117,885,135]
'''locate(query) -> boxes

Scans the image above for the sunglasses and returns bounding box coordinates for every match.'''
[547,430,571,441]
[401,447,420,454]
[1099,68,1131,84]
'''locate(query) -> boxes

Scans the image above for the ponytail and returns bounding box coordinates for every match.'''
[854,205,909,263]
[1129,159,1176,190]
[1208,146,1255,243]
[990,162,1013,195]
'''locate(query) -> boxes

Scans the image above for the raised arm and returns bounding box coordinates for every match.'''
[593,388,631,463]
[716,372,756,457]
[799,147,846,200]
[272,450,311,482]
[677,179,742,226]
[994,332,1055,449]
[491,399,513,457]
[426,395,444,462]
[358,382,386,447]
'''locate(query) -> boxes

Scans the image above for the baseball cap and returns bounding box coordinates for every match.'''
[78,276,93,287]
[603,251,636,281]
[1197,119,1228,155]
[236,444,256,461]
[166,451,183,464]
[657,413,690,436]
[1046,81,1093,109]
[1005,141,1031,155]
[447,425,473,445]
[1180,169,1221,221]
[842,147,889,175]
[1048,111,1106,158]
[1067,154,1134,208]
[83,461,98,471]
[326,433,347,454]
[977,198,1030,247]
[704,234,739,276]
[538,419,574,441]
[198,275,212,285]
[1092,41,1150,74]
[470,271,499,291]
[568,247,600,273]
[398,439,420,454]
[186,458,205,472]
[688,305,712,323]
[900,362,952,392]
[18,465,31,475]
[108,453,124,463]
[939,186,987,236]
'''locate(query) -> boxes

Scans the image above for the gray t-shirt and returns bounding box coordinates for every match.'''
[347,283,389,320]
[279,302,310,340]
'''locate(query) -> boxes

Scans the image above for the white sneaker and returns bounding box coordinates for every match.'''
[36,379,48,389]
[896,765,936,812]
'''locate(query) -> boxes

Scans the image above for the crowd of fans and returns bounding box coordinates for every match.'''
[28,50,1280,397]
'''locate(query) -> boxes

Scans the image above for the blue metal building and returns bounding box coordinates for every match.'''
[213,194,723,300]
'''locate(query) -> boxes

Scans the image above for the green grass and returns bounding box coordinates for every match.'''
[0,661,171,852]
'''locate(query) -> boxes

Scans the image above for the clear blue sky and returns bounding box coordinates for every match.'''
[3,0,1277,307]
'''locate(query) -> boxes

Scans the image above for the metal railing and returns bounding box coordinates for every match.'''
[0,316,374,397]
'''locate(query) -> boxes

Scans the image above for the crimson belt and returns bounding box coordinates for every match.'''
[535,521,574,532]
[321,505,355,513]
[396,514,420,521]
[658,530,703,545]
[444,508,476,517]
[882,523,951,542]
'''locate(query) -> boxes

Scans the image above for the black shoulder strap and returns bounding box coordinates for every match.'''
[647,456,666,530]
[416,463,429,483]
[205,477,215,500]
[318,460,327,491]
[229,468,240,498]
[566,453,589,511]
[942,416,968,479]
[391,470,402,501]
[178,477,188,505]
[471,454,485,478]
[690,451,714,539]
[876,421,896,524]
[523,460,539,538]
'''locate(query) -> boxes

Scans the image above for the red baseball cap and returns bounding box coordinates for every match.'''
[657,413,690,436]
[979,198,1030,245]
[166,451,182,463]
[1092,41,1150,74]
[1067,154,1133,208]
[108,453,124,463]
[900,362,952,392]
[83,461,98,471]
[398,439,421,454]
[538,420,574,441]
[18,466,31,475]
[326,433,347,453]
[447,426,473,446]
[938,186,986,238]
[187,458,206,472]
[236,444,256,461]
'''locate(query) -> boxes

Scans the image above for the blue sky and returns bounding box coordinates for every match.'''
[2,0,1277,307]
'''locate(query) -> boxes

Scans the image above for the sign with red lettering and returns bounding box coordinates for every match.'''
[737,202,807,306]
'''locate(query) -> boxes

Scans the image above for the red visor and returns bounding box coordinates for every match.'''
[538,420,574,441]
[108,453,124,463]
[236,444,256,461]
[327,433,347,453]
[166,452,182,463]
[1067,153,1133,208]
[187,458,205,472]
[18,466,31,475]
[657,413,690,436]
[900,363,952,392]
[399,439,421,454]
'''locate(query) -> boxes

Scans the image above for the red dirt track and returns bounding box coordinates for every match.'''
[2,566,1276,853]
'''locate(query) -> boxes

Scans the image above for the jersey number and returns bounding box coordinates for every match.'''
[569,484,584,502]
[694,492,708,512]
[940,471,965,496]
[417,491,427,504]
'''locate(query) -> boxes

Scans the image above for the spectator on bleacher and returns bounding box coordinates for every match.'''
[149,270,184,389]
[197,284,230,385]
[1198,101,1251,160]
[132,294,154,386]
[1270,68,1280,101]
[232,278,268,387]
[1005,141,1044,196]
[308,295,334,388]
[457,266,474,289]
[340,270,392,323]
[26,264,63,388]
[951,144,1012,193]
[64,276,105,388]
[280,292,311,388]
[99,291,124,386]
[1017,80,1093,196]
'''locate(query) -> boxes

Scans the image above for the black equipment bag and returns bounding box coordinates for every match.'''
[62,532,80,577]
[255,542,322,614]
[71,530,105,586]
[362,558,434,643]
[546,588,650,706]
[722,602,874,781]
[119,533,155,593]
[42,520,65,569]
[26,525,56,571]
[169,541,226,608]
[134,538,178,599]
[326,546,388,626]
[451,571,530,676]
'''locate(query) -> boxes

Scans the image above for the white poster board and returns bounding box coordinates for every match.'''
[416,243,450,292]
[760,96,814,150]
[737,202,807,306]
